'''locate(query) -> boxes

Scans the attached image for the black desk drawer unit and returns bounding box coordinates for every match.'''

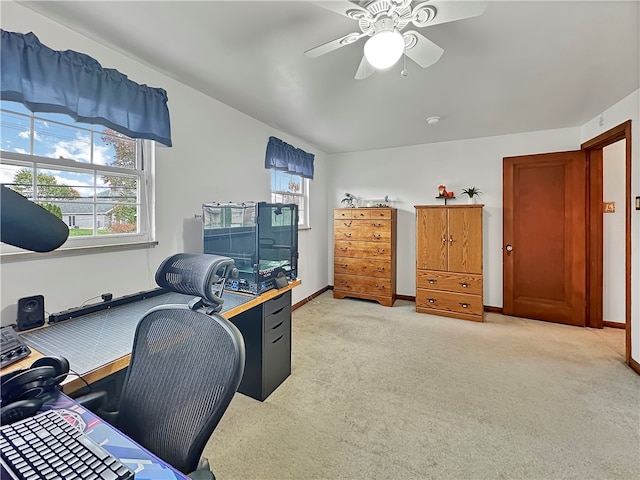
[230,290,291,401]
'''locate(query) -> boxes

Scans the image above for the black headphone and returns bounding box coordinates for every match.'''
[1,356,69,424]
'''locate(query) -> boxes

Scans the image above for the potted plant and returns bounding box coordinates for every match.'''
[461,187,481,204]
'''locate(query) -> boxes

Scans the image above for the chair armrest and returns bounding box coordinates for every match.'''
[73,390,119,424]
[73,390,108,411]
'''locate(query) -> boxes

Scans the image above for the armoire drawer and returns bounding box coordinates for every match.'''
[334,274,391,294]
[416,270,482,295]
[334,258,391,278]
[416,288,483,316]
[334,240,391,259]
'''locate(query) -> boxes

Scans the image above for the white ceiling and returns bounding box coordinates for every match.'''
[19,1,640,154]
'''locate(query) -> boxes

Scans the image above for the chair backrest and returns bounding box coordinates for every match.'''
[113,253,245,474]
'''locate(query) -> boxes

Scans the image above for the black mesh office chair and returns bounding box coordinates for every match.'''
[80,253,245,479]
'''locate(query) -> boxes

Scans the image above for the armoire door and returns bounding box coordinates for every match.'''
[447,208,483,274]
[416,207,447,271]
[503,150,587,326]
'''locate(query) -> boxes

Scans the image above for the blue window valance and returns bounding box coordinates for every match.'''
[265,136,314,179]
[1,30,172,146]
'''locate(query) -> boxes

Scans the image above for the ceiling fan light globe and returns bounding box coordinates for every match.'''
[364,30,405,70]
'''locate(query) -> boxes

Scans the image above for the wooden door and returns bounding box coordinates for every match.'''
[503,151,587,326]
[416,207,447,271]
[448,208,483,274]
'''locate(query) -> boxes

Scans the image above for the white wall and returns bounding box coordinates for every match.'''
[0,2,329,325]
[326,127,581,308]
[603,140,626,324]
[581,89,640,363]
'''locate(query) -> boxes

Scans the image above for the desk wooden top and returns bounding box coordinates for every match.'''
[2,280,301,394]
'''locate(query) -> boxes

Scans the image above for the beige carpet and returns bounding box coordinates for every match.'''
[203,292,639,480]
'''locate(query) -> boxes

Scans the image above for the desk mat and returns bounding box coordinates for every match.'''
[20,291,254,375]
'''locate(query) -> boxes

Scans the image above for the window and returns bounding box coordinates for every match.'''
[270,169,309,228]
[0,101,154,252]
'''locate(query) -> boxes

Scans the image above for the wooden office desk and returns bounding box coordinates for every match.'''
[1,280,301,396]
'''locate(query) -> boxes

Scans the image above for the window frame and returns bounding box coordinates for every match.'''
[270,169,310,229]
[1,103,155,254]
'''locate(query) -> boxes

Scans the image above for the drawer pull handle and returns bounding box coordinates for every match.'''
[449,235,454,244]
[344,233,352,237]
[372,234,381,239]
[442,236,446,245]
[459,302,470,308]
[340,280,349,285]
[344,221,352,227]
[376,267,385,272]
[428,278,437,284]
[375,285,385,290]
[272,334,284,344]
[271,307,285,316]
[371,223,382,227]
[359,213,365,217]
[339,263,348,268]
[271,320,284,330]
[376,248,385,253]
[340,247,348,251]
[427,298,437,303]
[459,282,469,288]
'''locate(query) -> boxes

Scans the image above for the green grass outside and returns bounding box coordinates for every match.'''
[68,228,110,237]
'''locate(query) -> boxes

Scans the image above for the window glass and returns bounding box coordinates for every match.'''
[0,101,152,251]
[270,170,308,228]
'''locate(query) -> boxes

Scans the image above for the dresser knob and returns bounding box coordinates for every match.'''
[344,233,352,237]
[344,221,352,227]
[459,302,470,308]
[460,282,469,288]
[376,267,385,272]
[428,298,437,303]
[428,279,437,284]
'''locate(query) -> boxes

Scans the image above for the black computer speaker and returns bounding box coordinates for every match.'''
[16,295,45,331]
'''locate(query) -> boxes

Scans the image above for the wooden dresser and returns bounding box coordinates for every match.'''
[333,207,397,307]
[415,205,484,321]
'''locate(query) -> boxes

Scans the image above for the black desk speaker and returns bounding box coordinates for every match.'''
[17,295,45,331]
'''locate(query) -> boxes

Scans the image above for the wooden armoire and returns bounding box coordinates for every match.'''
[415,204,484,321]
[333,207,397,307]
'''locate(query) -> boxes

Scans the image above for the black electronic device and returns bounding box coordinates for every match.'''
[0,355,69,425]
[0,326,31,368]
[16,295,45,331]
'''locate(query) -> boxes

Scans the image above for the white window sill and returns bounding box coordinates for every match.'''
[0,241,158,263]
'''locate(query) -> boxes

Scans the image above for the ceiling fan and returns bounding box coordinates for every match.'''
[304,0,487,79]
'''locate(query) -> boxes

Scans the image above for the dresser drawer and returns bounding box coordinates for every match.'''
[334,222,392,242]
[416,270,482,295]
[263,290,290,316]
[367,209,393,220]
[335,240,391,259]
[334,274,391,294]
[334,209,370,220]
[416,288,483,316]
[334,258,391,278]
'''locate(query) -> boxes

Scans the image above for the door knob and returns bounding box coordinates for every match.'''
[506,244,513,255]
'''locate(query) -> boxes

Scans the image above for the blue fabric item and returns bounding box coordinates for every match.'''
[1,30,172,146]
[265,136,314,179]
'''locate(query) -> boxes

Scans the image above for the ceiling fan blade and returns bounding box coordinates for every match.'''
[412,0,488,27]
[354,56,376,80]
[311,1,371,20]
[304,32,366,58]
[402,31,444,68]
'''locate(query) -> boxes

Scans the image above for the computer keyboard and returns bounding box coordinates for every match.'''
[0,409,134,480]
